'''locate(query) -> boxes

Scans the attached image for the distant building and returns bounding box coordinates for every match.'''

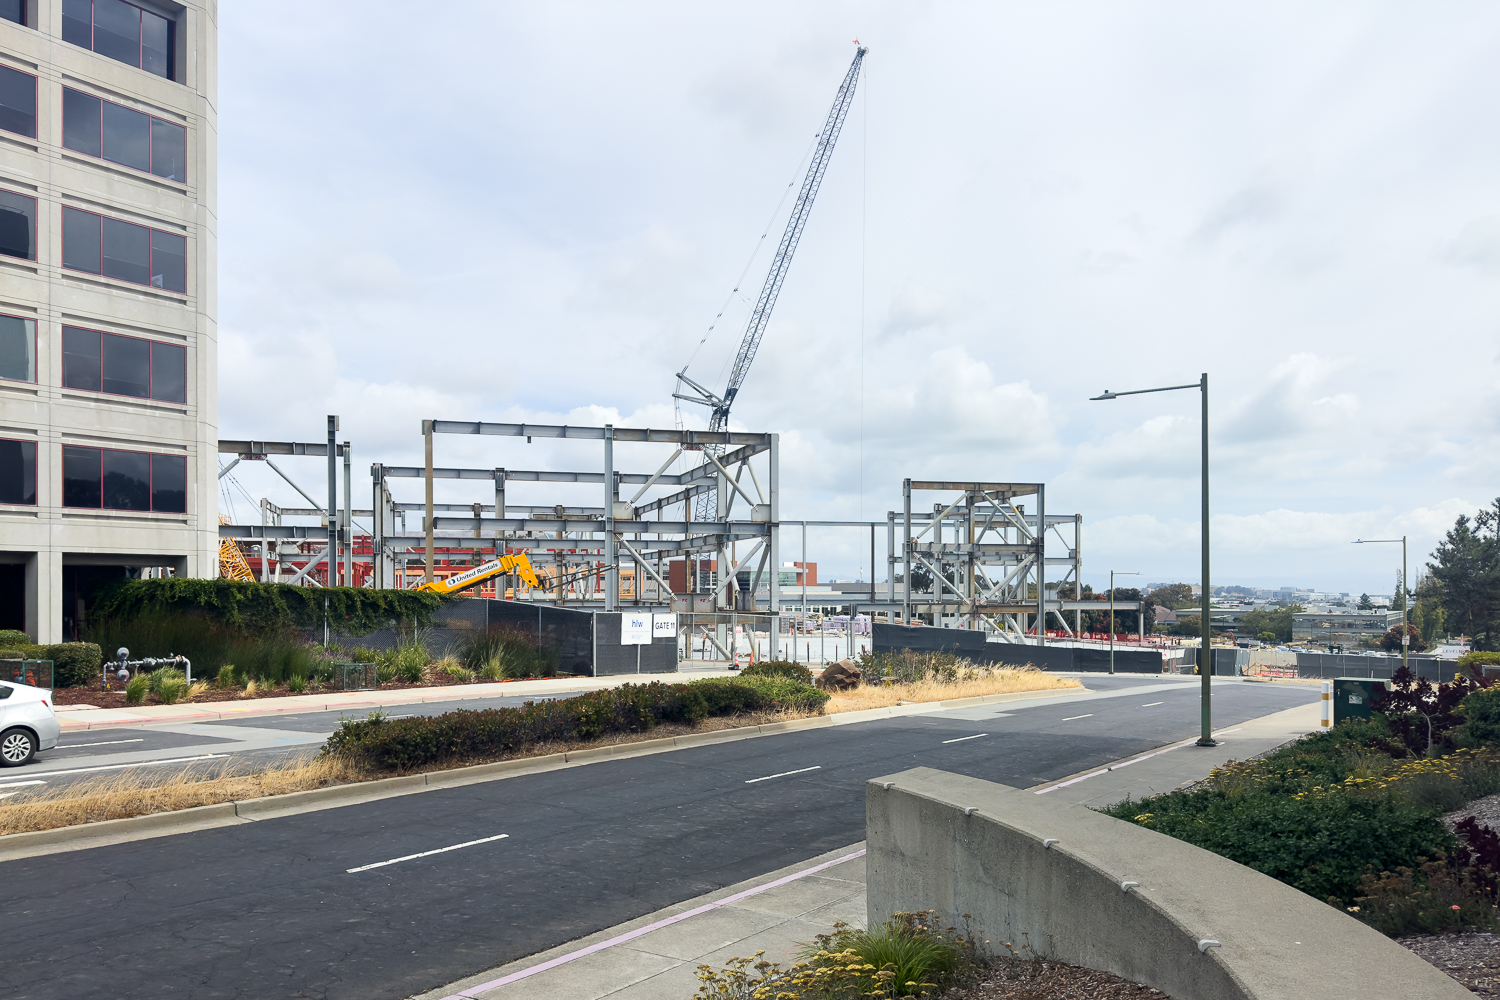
[1292,610,1402,643]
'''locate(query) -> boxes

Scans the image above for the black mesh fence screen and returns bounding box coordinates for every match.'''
[871,623,1163,673]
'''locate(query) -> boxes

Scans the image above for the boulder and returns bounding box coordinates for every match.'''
[817,659,862,691]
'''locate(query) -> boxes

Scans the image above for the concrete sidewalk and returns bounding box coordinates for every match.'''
[416,699,1321,1000]
[54,666,740,731]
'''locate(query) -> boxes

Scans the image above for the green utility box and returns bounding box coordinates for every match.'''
[1333,677,1389,725]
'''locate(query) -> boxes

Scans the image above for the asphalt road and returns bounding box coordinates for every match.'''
[6,691,591,791]
[0,676,1315,999]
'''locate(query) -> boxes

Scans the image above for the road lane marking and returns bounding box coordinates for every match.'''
[1034,727,1247,794]
[941,734,988,744]
[745,765,821,784]
[1141,702,1163,707]
[434,848,867,999]
[55,738,146,749]
[29,754,228,778]
[1060,714,1093,721]
[0,779,46,800]
[347,833,509,873]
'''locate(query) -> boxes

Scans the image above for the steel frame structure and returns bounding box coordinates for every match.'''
[893,479,1093,644]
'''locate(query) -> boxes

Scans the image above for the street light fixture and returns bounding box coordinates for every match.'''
[1091,374,1215,747]
[1353,537,1408,675]
[1109,570,1140,675]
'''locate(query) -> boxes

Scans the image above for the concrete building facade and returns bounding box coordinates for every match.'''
[0,0,216,642]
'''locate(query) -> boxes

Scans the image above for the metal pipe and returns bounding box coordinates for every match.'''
[327,416,338,589]
[343,441,352,588]
[424,419,435,585]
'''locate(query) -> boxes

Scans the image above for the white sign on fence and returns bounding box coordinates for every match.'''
[652,613,677,639]
[620,612,652,645]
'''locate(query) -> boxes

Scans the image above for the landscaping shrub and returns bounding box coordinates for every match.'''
[0,629,28,645]
[84,612,318,685]
[124,673,147,704]
[324,677,829,771]
[1458,685,1500,746]
[0,642,102,688]
[458,627,558,680]
[89,578,444,635]
[739,660,814,685]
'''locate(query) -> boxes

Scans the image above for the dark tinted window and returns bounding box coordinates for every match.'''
[102,448,149,510]
[62,207,101,273]
[0,189,34,260]
[0,314,34,382]
[62,326,101,391]
[150,340,184,402]
[101,215,149,284]
[140,8,169,78]
[62,87,101,157]
[102,100,149,172]
[150,229,184,291]
[61,0,91,47]
[101,332,149,397]
[0,439,35,505]
[150,118,184,181]
[62,445,101,508]
[150,453,184,512]
[0,64,35,138]
[0,1,25,27]
[92,0,140,68]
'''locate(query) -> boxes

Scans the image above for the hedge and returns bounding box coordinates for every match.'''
[0,643,103,688]
[88,578,445,636]
[324,677,829,771]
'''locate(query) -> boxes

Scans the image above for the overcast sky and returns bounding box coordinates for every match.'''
[215,3,1500,594]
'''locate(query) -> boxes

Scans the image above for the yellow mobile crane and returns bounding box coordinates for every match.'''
[414,552,540,596]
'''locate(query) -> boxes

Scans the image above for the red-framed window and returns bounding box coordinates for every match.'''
[62,206,185,292]
[0,312,35,383]
[0,188,35,261]
[63,87,185,182]
[0,437,36,505]
[0,62,36,138]
[62,324,184,402]
[62,444,185,512]
[61,0,173,80]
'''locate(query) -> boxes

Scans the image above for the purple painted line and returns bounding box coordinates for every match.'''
[435,848,868,999]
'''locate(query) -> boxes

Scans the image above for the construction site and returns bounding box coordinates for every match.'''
[212,47,1153,672]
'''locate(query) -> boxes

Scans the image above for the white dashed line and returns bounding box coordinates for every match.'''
[1060,714,1093,721]
[55,738,146,748]
[745,766,822,784]
[347,833,510,874]
[941,734,988,744]
[1141,702,1163,707]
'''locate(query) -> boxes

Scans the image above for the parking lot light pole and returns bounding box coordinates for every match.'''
[1092,374,1215,746]
[1109,570,1140,675]
[1353,536,1408,675]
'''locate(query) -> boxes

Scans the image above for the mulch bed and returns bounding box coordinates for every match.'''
[1399,933,1500,995]
[945,958,1169,999]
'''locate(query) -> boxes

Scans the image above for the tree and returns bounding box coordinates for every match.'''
[1379,623,1427,653]
[1235,604,1302,643]
[1149,583,1196,610]
[1429,499,1500,651]
[1393,571,1407,614]
[1357,593,1375,610]
[1257,631,1277,643]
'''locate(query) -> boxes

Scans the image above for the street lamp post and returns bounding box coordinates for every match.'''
[1092,374,1215,747]
[1109,570,1140,675]
[1353,536,1408,675]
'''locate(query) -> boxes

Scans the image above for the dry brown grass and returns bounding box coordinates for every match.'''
[826,667,1079,713]
[0,754,361,836]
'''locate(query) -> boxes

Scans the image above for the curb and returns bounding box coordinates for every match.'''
[1,684,1086,863]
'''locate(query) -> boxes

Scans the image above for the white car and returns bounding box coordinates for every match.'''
[0,680,60,766]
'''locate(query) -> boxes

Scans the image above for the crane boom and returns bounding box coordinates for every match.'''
[678,46,866,519]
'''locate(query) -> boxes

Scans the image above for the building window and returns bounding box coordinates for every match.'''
[0,313,35,382]
[62,444,185,512]
[62,0,173,80]
[0,63,36,138]
[62,87,185,182]
[0,2,24,27]
[62,325,184,402]
[0,189,35,260]
[0,438,35,505]
[62,206,185,291]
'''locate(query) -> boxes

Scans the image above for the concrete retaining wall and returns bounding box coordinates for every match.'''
[865,766,1467,1000]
